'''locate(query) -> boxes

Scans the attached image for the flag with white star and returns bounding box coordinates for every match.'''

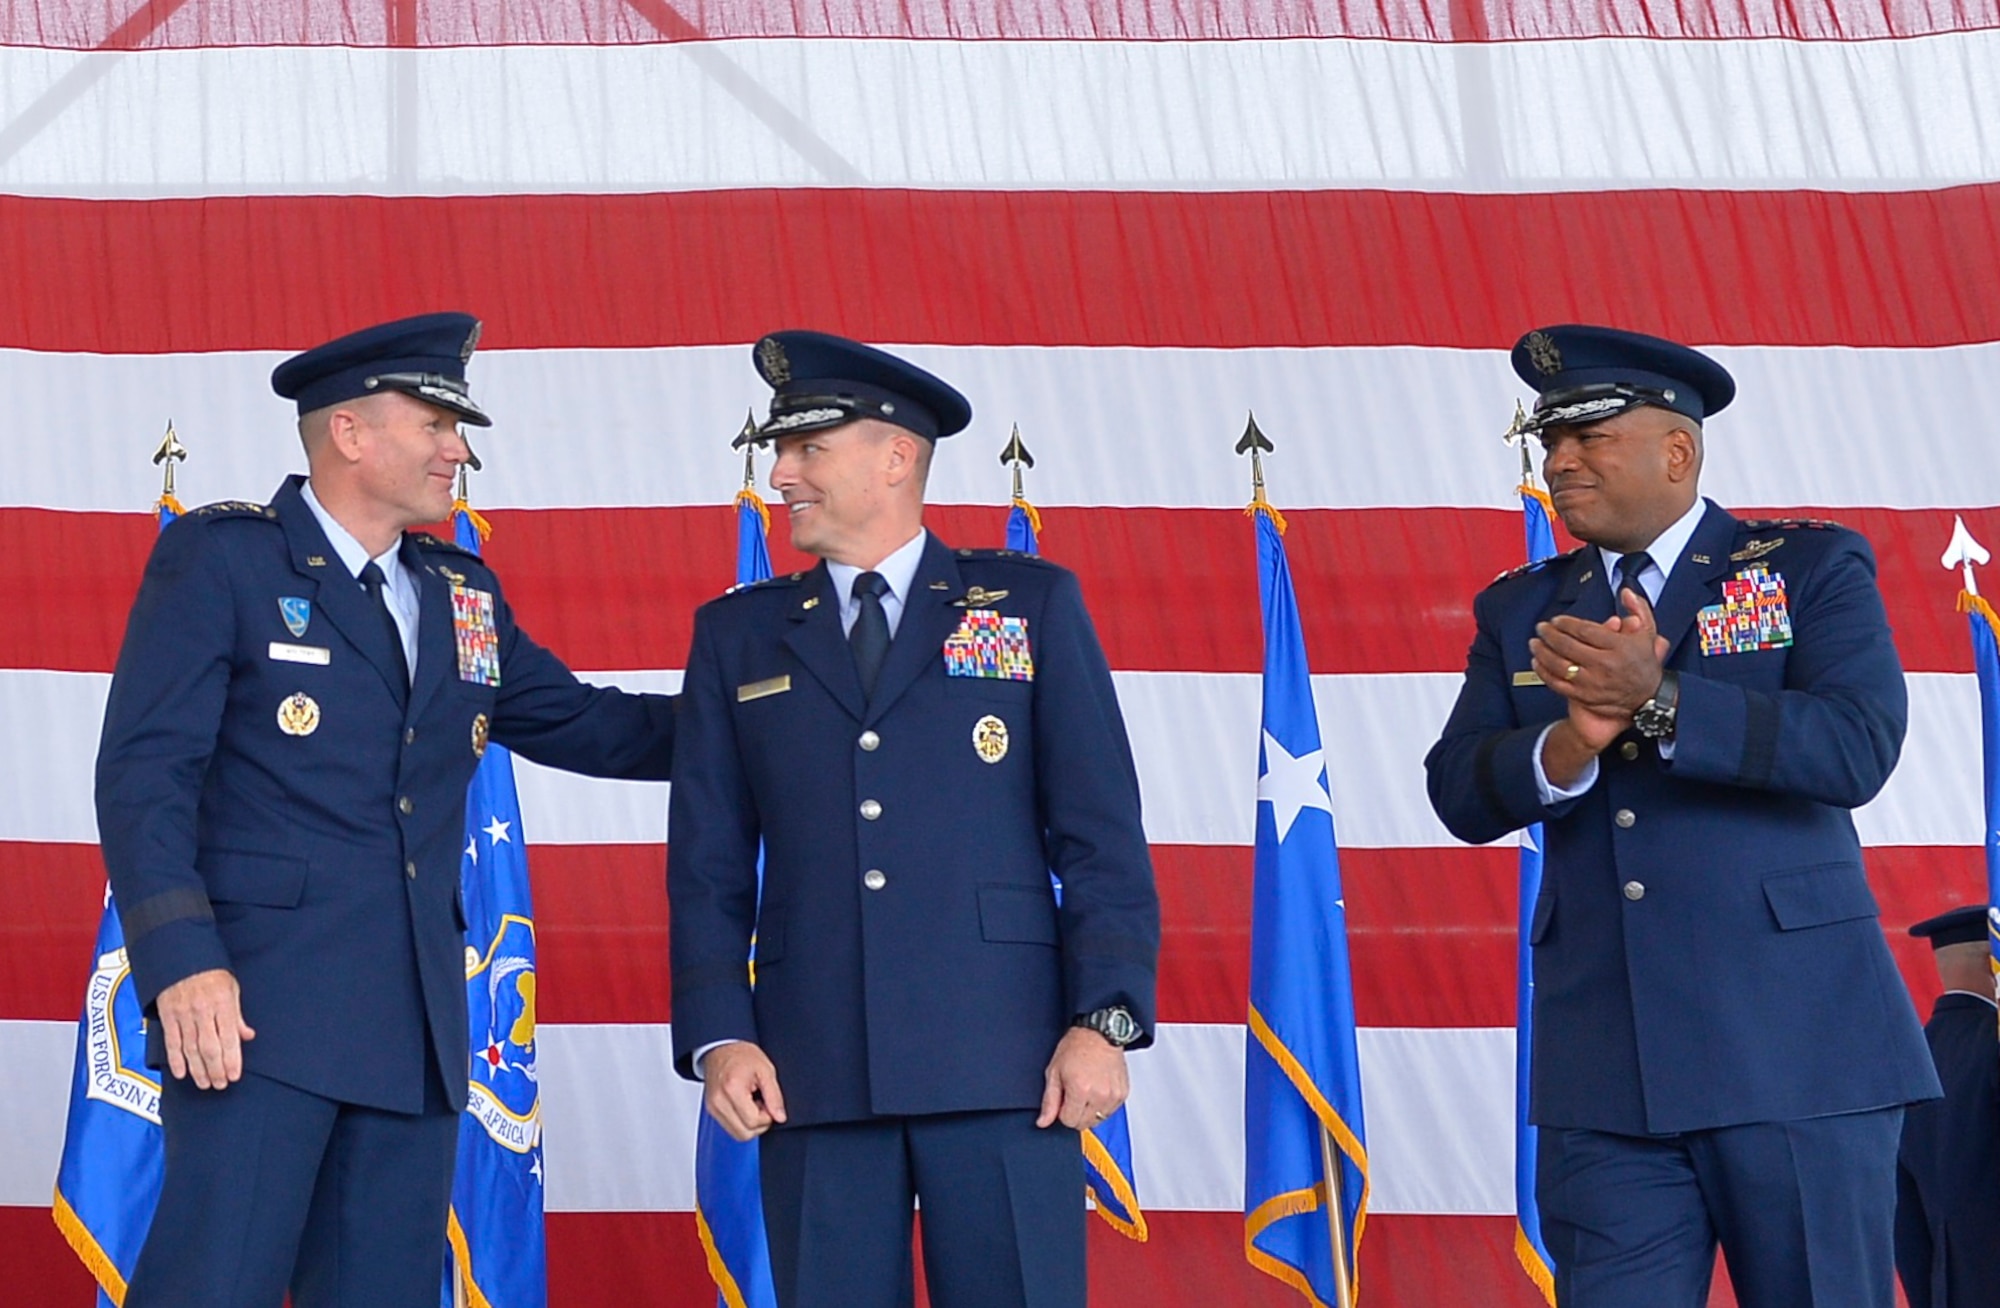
[1243,505,1368,1306]
[1513,485,1559,1305]
[51,495,177,1307]
[443,506,548,1308]
[692,484,780,1308]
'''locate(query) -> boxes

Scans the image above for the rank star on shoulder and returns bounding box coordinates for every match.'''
[1258,729,1334,843]
[483,816,512,846]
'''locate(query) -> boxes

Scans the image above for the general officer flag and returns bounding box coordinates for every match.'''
[1952,543,2000,985]
[1243,503,1369,1307]
[50,492,181,1306]
[444,500,549,1308]
[692,482,779,1308]
[1004,487,1148,1240]
[1513,485,1558,1305]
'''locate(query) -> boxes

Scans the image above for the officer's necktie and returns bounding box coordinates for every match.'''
[360,561,412,695]
[1616,550,1655,606]
[850,571,891,699]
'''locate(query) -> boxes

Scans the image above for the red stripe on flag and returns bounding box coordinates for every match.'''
[6,189,2000,353]
[4,505,1991,676]
[4,0,1992,47]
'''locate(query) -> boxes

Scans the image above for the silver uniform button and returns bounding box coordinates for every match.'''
[1619,741,1639,761]
[398,796,415,815]
[1623,880,1646,901]
[405,860,418,880]
[863,869,887,891]
[858,730,880,751]
[860,799,882,821]
[1614,808,1635,828]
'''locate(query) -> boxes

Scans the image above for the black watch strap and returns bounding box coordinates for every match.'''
[1634,670,1680,739]
[1074,1005,1142,1048]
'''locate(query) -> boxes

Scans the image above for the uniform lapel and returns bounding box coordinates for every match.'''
[405,538,456,720]
[1547,548,1615,626]
[782,565,867,721]
[863,535,963,726]
[272,477,408,707]
[1653,501,1738,666]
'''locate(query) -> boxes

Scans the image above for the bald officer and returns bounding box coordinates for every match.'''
[95,313,677,1308]
[1425,324,1937,1305]
[1896,905,2000,1307]
[668,332,1159,1308]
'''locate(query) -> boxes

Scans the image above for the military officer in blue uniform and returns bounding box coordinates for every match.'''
[1895,905,2000,1307]
[95,313,677,1308]
[1425,324,1938,1306]
[668,331,1160,1308]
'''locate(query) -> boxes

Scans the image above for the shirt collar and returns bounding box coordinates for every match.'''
[827,529,928,610]
[300,479,405,585]
[1598,496,1708,591]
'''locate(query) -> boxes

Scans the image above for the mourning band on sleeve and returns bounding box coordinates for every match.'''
[1740,690,1782,790]
[121,887,216,941]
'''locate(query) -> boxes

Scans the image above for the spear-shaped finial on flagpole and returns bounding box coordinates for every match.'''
[152,421,187,512]
[1502,399,1538,486]
[737,410,762,490]
[1000,424,1034,503]
[1236,411,1287,533]
[999,424,1042,543]
[1945,515,1992,599]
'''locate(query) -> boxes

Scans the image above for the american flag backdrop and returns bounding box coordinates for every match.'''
[2,1,1999,1304]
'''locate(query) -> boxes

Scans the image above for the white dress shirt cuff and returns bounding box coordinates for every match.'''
[691,1039,743,1080]
[1533,722,1599,805]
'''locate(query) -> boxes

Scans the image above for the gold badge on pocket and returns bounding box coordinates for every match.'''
[277,692,321,737]
[471,713,490,758]
[973,714,1009,764]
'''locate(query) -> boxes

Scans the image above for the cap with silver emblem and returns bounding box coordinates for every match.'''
[271,312,493,427]
[741,330,971,446]
[1511,324,1734,436]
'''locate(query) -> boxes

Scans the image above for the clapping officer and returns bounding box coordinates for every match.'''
[668,331,1160,1308]
[95,313,677,1307]
[1425,324,1937,1305]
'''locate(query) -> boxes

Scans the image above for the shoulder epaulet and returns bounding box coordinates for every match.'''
[186,500,275,521]
[721,571,806,598]
[953,547,1056,567]
[1489,545,1583,587]
[1737,517,1845,532]
[409,532,483,564]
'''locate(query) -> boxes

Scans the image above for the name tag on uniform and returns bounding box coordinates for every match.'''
[737,675,791,702]
[1512,670,1544,687]
[269,641,331,666]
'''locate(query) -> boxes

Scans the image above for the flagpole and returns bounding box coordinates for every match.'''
[1320,1127,1355,1308]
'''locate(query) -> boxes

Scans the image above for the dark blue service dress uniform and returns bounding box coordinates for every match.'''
[669,535,1160,1308]
[1425,499,1938,1306]
[95,474,676,1307]
[1896,991,2000,1307]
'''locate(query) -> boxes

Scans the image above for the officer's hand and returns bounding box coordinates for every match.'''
[1531,588,1671,717]
[155,968,255,1091]
[702,1041,787,1142]
[1038,1027,1130,1131]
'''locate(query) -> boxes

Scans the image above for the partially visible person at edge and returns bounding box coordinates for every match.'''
[668,330,1160,1308]
[95,313,678,1307]
[1425,323,1938,1307]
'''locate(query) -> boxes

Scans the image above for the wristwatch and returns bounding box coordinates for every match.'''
[1073,1006,1143,1048]
[1632,670,1680,740]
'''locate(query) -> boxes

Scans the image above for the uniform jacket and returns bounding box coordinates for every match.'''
[95,475,676,1113]
[1896,992,2000,1308]
[1425,498,1937,1134]
[668,534,1160,1125]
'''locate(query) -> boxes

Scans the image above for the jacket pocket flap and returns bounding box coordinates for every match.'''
[1763,865,1877,931]
[199,850,307,909]
[978,883,1059,945]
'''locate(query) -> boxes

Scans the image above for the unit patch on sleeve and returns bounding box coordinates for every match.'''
[943,610,1034,681]
[1697,565,1794,657]
[451,581,502,686]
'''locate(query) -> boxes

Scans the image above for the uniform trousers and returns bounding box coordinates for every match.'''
[127,1067,458,1308]
[758,1109,1084,1308]
[1539,1107,1904,1308]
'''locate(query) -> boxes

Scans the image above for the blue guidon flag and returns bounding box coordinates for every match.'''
[1513,483,1559,1304]
[1243,500,1369,1307]
[51,492,180,1306]
[444,500,549,1308]
[692,481,780,1308]
[1947,518,2000,1006]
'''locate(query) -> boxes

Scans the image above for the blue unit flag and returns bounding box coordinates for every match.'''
[52,495,181,1306]
[1959,588,2000,986]
[444,503,549,1308]
[1513,486,1558,1304]
[1243,505,1368,1307]
[693,486,780,1308]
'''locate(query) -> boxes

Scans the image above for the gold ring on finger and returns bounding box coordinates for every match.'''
[1564,663,1581,681]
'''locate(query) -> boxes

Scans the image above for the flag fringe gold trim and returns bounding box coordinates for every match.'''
[1243,1225,1332,1308]
[695,1202,754,1308]
[1244,496,1289,535]
[155,493,186,519]
[1011,496,1044,539]
[1517,484,1555,516]
[444,1207,499,1308]
[451,501,494,543]
[1961,591,2000,640]
[1081,1126,1149,1241]
[1514,1222,1557,1305]
[52,1185,130,1305]
[736,487,772,535]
